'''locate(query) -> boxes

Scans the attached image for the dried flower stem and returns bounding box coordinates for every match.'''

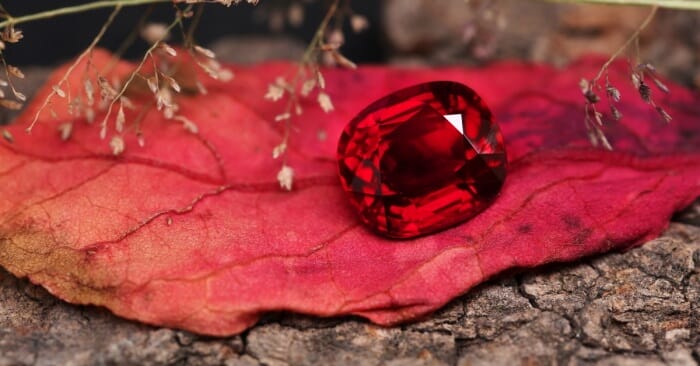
[581,5,661,150]
[26,5,123,133]
[100,5,192,137]
[111,5,156,64]
[590,5,658,86]
[542,0,700,10]
[0,0,171,30]
[279,0,340,163]
[185,5,206,46]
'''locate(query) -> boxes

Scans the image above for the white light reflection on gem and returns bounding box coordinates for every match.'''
[443,114,463,134]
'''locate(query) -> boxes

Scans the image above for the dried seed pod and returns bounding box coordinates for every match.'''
[638,82,652,103]
[606,86,621,102]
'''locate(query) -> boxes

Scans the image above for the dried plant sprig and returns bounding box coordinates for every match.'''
[98,5,193,150]
[265,0,363,191]
[632,63,672,123]
[0,0,171,30]
[579,5,663,150]
[26,5,123,133]
[0,57,26,105]
[0,0,250,158]
[587,6,658,89]
[541,0,700,10]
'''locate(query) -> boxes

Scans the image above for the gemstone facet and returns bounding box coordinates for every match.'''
[337,81,507,238]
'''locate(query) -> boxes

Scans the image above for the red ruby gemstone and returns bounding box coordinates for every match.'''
[337,81,507,239]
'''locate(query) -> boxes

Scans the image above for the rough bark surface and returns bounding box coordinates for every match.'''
[2,201,698,366]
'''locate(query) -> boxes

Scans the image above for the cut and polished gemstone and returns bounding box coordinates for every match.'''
[337,81,507,239]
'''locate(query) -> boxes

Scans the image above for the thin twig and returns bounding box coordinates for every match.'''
[542,0,700,10]
[279,0,340,165]
[100,5,191,137]
[591,5,658,85]
[185,5,206,47]
[111,5,155,62]
[26,5,123,133]
[0,0,171,29]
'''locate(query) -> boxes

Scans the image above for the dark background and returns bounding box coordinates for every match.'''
[2,1,384,66]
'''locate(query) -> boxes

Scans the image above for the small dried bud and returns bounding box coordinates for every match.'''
[2,129,13,143]
[98,76,118,102]
[288,3,304,27]
[579,79,599,103]
[317,92,334,113]
[51,85,66,98]
[110,136,125,156]
[194,45,216,59]
[593,111,603,126]
[141,23,170,44]
[217,68,234,82]
[156,88,175,112]
[165,76,181,93]
[585,90,600,104]
[652,77,669,94]
[610,105,622,121]
[179,9,194,18]
[160,43,178,57]
[7,65,24,79]
[13,90,26,102]
[0,99,22,110]
[116,104,126,132]
[99,124,107,140]
[265,84,285,102]
[69,99,82,117]
[174,115,199,133]
[638,82,652,103]
[146,77,159,94]
[275,112,291,122]
[277,165,294,191]
[316,70,326,89]
[58,122,73,141]
[596,128,613,151]
[272,142,287,159]
[163,106,176,119]
[606,86,621,102]
[84,79,95,106]
[631,73,642,89]
[656,106,672,123]
[1,26,23,43]
[350,15,369,33]
[327,29,344,47]
[301,78,316,97]
[320,43,339,52]
[579,79,590,93]
[196,81,208,95]
[85,108,95,124]
[331,52,357,70]
[640,63,656,73]
[120,96,135,110]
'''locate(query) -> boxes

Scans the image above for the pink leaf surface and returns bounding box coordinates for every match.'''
[0,51,699,335]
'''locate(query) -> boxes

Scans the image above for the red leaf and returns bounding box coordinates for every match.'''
[1,50,699,335]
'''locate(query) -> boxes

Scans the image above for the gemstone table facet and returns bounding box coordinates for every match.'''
[337,81,507,239]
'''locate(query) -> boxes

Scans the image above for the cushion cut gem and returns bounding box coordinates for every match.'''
[337,81,507,239]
